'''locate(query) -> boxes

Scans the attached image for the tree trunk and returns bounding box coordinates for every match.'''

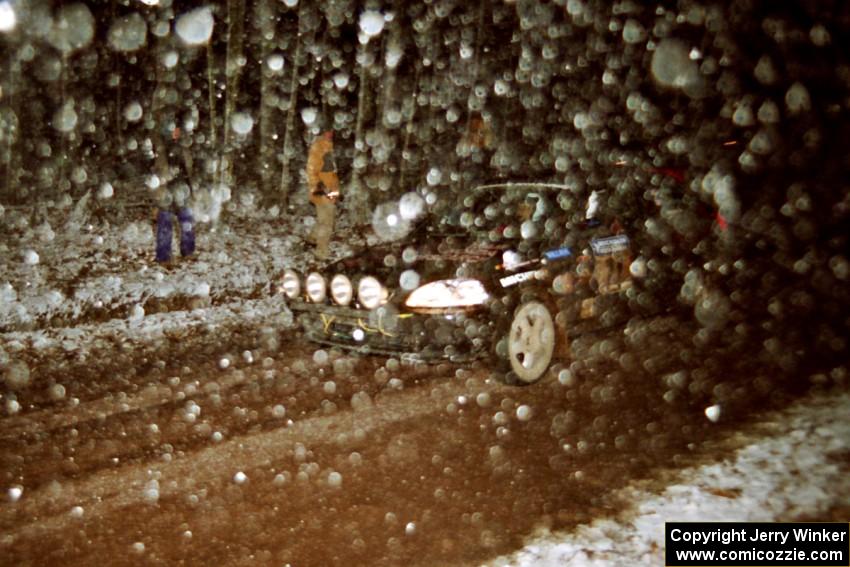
[375,32,390,126]
[278,4,305,210]
[257,0,276,197]
[378,22,403,196]
[1,49,21,202]
[397,62,421,195]
[457,0,487,193]
[58,54,68,199]
[111,0,123,153]
[221,0,246,186]
[206,42,217,149]
[150,32,169,183]
[348,42,371,224]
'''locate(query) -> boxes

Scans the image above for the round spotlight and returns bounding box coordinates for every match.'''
[330,274,353,306]
[357,276,385,310]
[281,270,301,299]
[305,272,327,303]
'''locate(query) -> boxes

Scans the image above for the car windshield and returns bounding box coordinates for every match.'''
[431,183,563,243]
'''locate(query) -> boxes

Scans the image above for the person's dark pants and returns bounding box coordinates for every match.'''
[156,210,173,263]
[156,207,195,263]
[178,207,195,257]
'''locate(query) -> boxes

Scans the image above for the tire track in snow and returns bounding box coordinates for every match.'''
[0,366,502,544]
[0,368,251,442]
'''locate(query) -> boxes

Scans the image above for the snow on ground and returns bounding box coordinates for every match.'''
[3,191,848,566]
[0,191,375,358]
[486,390,850,566]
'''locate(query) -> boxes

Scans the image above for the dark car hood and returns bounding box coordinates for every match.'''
[323,224,508,291]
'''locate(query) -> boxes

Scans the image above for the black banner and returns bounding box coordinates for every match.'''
[665,522,849,566]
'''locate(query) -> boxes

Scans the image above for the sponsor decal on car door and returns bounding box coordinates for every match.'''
[499,270,538,288]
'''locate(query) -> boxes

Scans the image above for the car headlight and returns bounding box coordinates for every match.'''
[404,278,490,309]
[330,274,353,306]
[281,270,301,299]
[357,276,385,310]
[306,272,327,303]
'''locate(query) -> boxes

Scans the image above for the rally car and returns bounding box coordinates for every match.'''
[280,182,643,384]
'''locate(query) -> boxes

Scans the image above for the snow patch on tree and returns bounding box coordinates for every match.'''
[175,6,214,46]
[107,12,147,53]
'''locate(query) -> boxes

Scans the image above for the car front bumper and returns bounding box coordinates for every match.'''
[288,301,487,361]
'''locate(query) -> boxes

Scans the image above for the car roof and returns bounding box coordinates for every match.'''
[472,182,574,194]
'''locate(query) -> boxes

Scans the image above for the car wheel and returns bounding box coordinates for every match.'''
[506,300,557,384]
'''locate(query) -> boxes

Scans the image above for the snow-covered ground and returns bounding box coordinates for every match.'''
[0,190,380,360]
[2,192,848,567]
[486,390,850,566]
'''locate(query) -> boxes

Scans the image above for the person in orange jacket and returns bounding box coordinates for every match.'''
[466,113,492,150]
[306,130,340,259]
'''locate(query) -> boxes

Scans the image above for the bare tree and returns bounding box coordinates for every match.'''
[205,41,217,148]
[221,0,246,186]
[257,0,277,197]
[278,2,306,210]
[348,41,373,224]
[397,63,421,195]
[456,0,487,193]
[110,0,123,153]
[376,17,405,197]
[1,44,22,202]
[58,53,69,199]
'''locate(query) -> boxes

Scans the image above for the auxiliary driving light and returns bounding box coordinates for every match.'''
[330,274,353,306]
[281,270,301,299]
[357,276,385,310]
[305,272,327,303]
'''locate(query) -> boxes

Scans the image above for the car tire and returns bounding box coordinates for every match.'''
[502,299,563,384]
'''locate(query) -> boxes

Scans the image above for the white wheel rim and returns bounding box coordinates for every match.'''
[508,301,555,383]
